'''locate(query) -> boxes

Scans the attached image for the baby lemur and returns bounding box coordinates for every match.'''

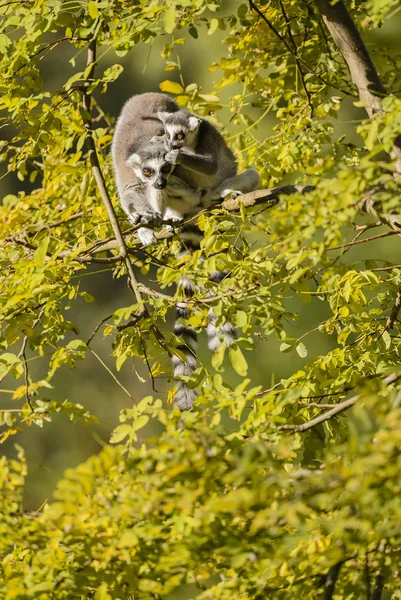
[156,109,260,200]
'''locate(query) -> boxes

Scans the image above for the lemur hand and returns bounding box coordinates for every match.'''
[165,149,181,165]
[128,211,163,229]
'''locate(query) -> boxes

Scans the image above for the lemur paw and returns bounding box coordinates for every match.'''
[165,149,180,165]
[128,211,163,228]
[137,227,157,247]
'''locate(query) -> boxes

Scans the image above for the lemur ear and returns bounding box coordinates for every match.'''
[126,153,140,168]
[188,116,201,132]
[157,111,170,123]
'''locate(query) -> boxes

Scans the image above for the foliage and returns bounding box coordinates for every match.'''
[1,0,401,597]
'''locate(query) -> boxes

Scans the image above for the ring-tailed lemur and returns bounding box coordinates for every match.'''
[112,92,202,246]
[155,109,260,199]
[154,108,260,408]
[112,93,259,411]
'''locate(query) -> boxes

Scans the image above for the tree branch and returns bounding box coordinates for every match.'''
[329,229,400,251]
[324,562,342,600]
[314,0,401,172]
[249,0,356,97]
[385,285,401,331]
[82,39,145,309]
[56,186,314,263]
[278,372,401,432]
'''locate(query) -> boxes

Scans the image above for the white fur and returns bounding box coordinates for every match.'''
[137,227,156,247]
[188,116,201,131]
[148,186,166,215]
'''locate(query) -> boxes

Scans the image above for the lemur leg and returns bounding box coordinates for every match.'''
[163,206,184,223]
[211,168,260,199]
[206,271,236,352]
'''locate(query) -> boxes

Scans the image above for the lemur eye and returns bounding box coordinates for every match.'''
[143,168,152,177]
[177,133,184,140]
[165,133,170,139]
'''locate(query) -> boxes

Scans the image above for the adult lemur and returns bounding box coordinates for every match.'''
[112,93,259,410]
[111,93,202,246]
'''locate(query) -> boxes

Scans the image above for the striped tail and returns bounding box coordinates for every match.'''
[207,271,236,352]
[172,278,198,411]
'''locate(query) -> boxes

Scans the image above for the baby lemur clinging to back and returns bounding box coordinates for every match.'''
[156,109,260,199]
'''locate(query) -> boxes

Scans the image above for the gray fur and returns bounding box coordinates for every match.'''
[157,109,260,199]
[112,95,257,412]
[111,93,179,231]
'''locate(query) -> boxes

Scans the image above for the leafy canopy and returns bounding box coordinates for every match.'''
[1,0,401,598]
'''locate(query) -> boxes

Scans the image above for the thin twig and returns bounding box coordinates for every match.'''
[88,348,134,401]
[249,0,356,97]
[86,314,114,347]
[136,325,158,393]
[329,229,399,251]
[370,264,401,272]
[385,285,401,330]
[278,0,313,114]
[21,339,33,411]
[278,372,401,432]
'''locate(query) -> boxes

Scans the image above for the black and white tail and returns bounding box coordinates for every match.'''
[172,277,198,411]
[172,269,236,411]
[206,271,236,352]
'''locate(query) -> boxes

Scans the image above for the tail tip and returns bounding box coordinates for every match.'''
[174,386,197,411]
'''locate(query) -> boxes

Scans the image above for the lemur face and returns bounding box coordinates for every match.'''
[126,143,174,189]
[158,111,201,151]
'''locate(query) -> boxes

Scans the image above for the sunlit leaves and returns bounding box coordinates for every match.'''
[1,0,401,597]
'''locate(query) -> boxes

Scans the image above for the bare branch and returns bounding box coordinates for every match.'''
[278,372,401,432]
[370,264,401,272]
[55,186,314,264]
[86,314,114,347]
[221,185,314,211]
[324,562,342,600]
[329,229,400,251]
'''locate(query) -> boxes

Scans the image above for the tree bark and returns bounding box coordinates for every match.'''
[314,0,401,172]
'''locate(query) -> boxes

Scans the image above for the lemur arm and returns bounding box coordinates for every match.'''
[167,149,219,176]
[119,183,164,228]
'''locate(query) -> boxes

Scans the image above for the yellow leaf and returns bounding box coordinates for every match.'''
[159,80,184,94]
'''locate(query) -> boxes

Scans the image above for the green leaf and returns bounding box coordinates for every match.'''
[296,342,308,358]
[131,415,149,432]
[208,18,219,35]
[211,341,226,372]
[229,344,248,376]
[164,5,176,34]
[109,424,131,444]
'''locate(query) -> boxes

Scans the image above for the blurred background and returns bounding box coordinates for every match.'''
[1,1,399,510]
